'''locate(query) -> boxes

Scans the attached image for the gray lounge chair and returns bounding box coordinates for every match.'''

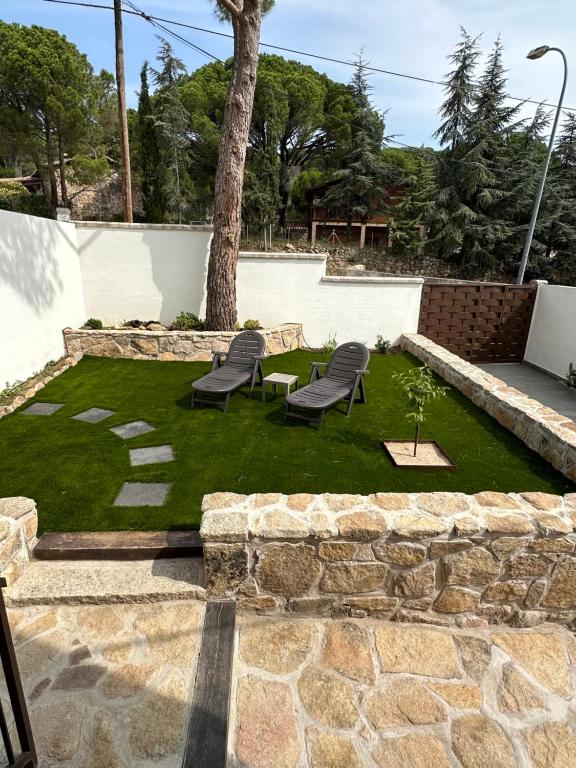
[284,342,370,428]
[191,330,266,412]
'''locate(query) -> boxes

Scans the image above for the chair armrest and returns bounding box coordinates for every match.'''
[355,369,370,375]
[309,361,328,384]
[254,354,267,360]
[310,361,328,367]
[212,352,226,370]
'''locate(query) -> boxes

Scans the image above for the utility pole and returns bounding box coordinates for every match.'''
[114,0,133,222]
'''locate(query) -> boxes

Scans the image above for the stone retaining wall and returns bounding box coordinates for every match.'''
[200,491,576,628]
[0,357,79,420]
[401,333,576,483]
[63,323,303,362]
[0,498,38,585]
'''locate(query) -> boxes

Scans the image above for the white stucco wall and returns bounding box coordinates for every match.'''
[237,253,423,347]
[76,222,212,325]
[0,209,85,385]
[524,284,576,379]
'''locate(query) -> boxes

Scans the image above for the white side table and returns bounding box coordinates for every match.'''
[262,372,299,402]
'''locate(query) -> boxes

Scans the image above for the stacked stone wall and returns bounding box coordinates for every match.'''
[63,323,303,363]
[200,491,576,628]
[0,497,39,585]
[400,333,576,483]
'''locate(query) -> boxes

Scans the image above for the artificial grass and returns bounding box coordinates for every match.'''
[0,350,573,534]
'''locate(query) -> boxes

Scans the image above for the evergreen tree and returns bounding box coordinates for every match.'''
[546,112,576,281]
[388,150,437,253]
[151,41,190,223]
[434,28,480,151]
[320,56,398,237]
[137,62,166,223]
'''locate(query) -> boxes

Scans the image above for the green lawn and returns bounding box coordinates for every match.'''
[0,350,572,534]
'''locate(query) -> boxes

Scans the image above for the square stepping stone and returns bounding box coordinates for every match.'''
[110,421,155,439]
[129,445,174,466]
[21,402,64,416]
[114,482,171,507]
[72,407,116,424]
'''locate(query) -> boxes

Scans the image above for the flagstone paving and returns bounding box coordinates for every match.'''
[7,600,205,767]
[114,482,171,507]
[230,616,576,768]
[110,420,156,439]
[20,403,64,416]
[129,445,175,467]
[71,408,116,424]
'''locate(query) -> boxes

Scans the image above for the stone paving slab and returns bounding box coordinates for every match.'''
[230,616,576,768]
[110,420,156,439]
[114,482,171,507]
[20,402,64,416]
[6,600,205,767]
[7,558,205,606]
[129,445,174,467]
[71,407,116,423]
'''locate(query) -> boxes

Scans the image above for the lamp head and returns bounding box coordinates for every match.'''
[527,45,550,60]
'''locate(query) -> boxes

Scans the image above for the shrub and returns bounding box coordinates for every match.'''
[321,333,338,354]
[568,362,576,388]
[0,180,51,218]
[375,335,392,354]
[0,379,23,404]
[243,319,262,330]
[85,318,103,330]
[171,311,205,331]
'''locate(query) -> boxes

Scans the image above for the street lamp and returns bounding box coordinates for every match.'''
[516,45,568,284]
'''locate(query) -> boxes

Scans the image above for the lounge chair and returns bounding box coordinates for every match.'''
[284,342,370,428]
[191,330,266,412]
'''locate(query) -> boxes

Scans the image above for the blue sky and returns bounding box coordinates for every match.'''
[3,0,576,147]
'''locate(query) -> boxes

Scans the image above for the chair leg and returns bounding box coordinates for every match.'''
[358,377,367,404]
[317,410,326,430]
[190,390,195,408]
[223,393,230,414]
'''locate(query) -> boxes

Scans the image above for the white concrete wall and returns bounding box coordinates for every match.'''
[237,253,423,347]
[0,209,85,385]
[76,222,212,325]
[525,284,576,379]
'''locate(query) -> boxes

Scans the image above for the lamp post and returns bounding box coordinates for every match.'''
[516,46,568,284]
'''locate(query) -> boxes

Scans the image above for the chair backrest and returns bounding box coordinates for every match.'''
[326,342,370,383]
[226,330,266,367]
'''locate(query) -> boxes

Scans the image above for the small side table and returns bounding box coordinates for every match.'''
[262,372,299,402]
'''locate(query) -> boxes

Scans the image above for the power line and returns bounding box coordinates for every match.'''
[40,0,576,114]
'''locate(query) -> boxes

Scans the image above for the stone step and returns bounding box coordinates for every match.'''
[34,530,203,560]
[7,558,205,606]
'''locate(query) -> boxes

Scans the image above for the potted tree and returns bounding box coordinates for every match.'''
[382,365,455,468]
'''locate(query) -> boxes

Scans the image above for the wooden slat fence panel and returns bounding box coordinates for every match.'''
[417,283,537,363]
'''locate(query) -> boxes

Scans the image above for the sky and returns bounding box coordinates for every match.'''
[2,0,576,148]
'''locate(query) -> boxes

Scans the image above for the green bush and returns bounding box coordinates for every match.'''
[321,334,338,354]
[375,335,392,354]
[85,318,103,330]
[171,312,205,331]
[243,319,262,330]
[568,362,576,388]
[0,180,51,218]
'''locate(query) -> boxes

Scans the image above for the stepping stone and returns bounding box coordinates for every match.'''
[72,407,116,424]
[110,420,155,439]
[129,445,174,466]
[114,482,171,507]
[21,402,64,416]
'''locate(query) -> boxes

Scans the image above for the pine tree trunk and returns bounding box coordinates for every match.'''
[205,3,262,330]
[58,136,68,206]
[44,119,59,212]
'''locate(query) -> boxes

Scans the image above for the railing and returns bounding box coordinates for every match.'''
[0,579,36,768]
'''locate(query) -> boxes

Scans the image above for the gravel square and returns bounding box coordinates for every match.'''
[72,407,116,424]
[20,402,64,416]
[110,421,155,439]
[113,482,171,507]
[129,445,174,466]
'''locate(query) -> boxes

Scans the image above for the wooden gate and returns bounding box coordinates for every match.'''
[417,283,537,363]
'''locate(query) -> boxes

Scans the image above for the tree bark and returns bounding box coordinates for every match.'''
[58,135,68,206]
[204,2,263,330]
[44,118,59,212]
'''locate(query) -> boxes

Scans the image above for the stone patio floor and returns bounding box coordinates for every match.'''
[7,603,576,767]
[7,600,205,767]
[229,615,576,768]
